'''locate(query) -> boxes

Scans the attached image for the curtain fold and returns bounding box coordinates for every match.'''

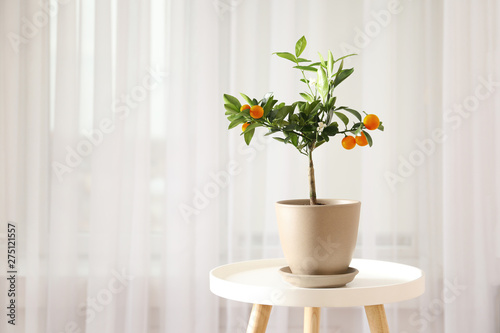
[359,0,446,331]
[1,0,499,332]
[442,0,500,331]
[46,0,83,330]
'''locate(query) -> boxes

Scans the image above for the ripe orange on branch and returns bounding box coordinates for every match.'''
[250,105,264,119]
[363,114,380,130]
[342,136,356,150]
[240,104,251,112]
[242,122,250,131]
[355,132,368,146]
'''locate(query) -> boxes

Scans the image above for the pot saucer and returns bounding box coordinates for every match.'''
[279,266,358,288]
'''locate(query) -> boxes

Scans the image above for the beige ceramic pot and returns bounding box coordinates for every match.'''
[276,199,361,275]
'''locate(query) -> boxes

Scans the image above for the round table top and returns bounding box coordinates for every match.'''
[210,258,425,307]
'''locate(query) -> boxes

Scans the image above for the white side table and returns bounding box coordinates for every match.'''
[210,258,424,333]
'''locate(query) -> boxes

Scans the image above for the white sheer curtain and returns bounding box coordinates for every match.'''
[1,0,499,332]
[441,1,500,331]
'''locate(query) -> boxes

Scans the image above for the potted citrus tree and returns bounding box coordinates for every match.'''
[223,36,383,284]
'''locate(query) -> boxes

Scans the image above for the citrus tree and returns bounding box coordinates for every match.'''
[223,36,384,205]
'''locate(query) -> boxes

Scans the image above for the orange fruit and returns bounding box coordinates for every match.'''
[355,132,368,146]
[250,105,264,119]
[363,114,380,130]
[240,104,251,112]
[242,122,250,131]
[342,136,356,150]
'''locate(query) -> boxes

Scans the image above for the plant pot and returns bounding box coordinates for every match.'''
[275,199,361,275]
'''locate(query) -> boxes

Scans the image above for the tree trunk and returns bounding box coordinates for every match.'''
[308,148,317,205]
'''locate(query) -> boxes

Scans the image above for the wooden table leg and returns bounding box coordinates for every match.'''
[364,304,390,333]
[247,304,272,333]
[304,307,321,333]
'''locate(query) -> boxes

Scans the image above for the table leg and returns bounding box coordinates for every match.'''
[246,304,272,333]
[364,304,390,333]
[304,307,321,333]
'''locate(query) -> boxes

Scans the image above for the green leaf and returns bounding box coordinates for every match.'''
[275,105,293,121]
[333,68,354,87]
[273,137,285,143]
[274,52,297,63]
[299,92,314,103]
[288,107,299,122]
[240,107,251,117]
[378,122,384,131]
[244,128,255,145]
[334,112,349,126]
[268,100,278,114]
[224,103,239,113]
[228,118,245,129]
[315,141,326,148]
[334,53,357,63]
[296,58,311,63]
[223,94,241,110]
[262,92,273,104]
[305,131,316,140]
[241,122,261,133]
[323,123,338,136]
[337,59,344,73]
[318,52,326,67]
[284,124,299,131]
[263,96,275,117]
[327,50,334,77]
[227,113,244,121]
[295,36,307,57]
[296,101,307,112]
[343,108,362,121]
[293,65,318,72]
[264,128,280,136]
[289,132,299,146]
[240,93,254,106]
[317,67,328,102]
[326,96,337,110]
[353,125,363,136]
[302,124,315,132]
[309,100,321,112]
[362,130,373,147]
